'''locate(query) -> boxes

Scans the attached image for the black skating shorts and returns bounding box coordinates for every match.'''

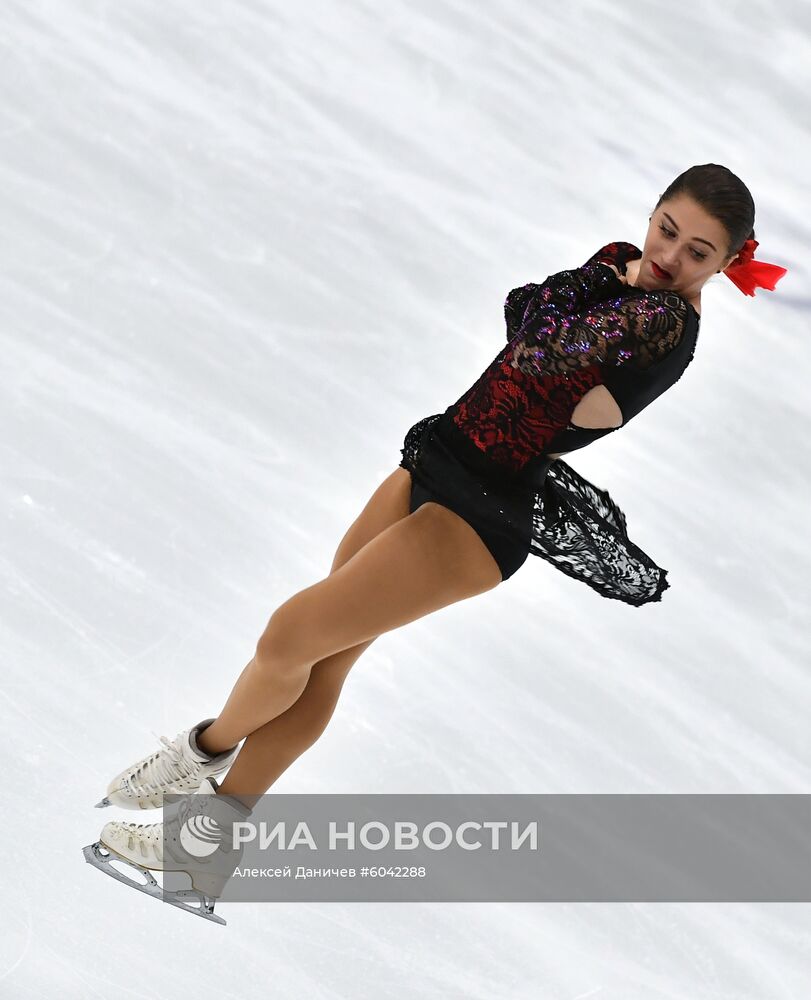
[399,414,540,583]
[407,478,529,581]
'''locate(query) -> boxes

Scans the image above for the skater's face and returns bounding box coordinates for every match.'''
[634,193,739,305]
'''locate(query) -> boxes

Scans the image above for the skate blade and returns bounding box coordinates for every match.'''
[94,795,160,810]
[82,841,226,926]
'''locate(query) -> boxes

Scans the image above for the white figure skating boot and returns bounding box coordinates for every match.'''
[95,718,240,810]
[83,777,252,925]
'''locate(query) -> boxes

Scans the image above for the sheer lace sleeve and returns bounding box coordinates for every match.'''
[508,290,690,378]
[582,240,643,275]
[504,241,642,343]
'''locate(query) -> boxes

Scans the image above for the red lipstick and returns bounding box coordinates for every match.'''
[651,262,672,280]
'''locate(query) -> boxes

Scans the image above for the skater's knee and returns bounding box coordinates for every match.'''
[254,603,316,678]
[253,632,301,679]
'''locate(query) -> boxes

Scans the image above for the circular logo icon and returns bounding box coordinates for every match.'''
[180,814,222,857]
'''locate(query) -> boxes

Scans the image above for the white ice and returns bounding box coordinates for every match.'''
[1,0,810,997]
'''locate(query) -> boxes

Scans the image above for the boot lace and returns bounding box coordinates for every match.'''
[117,787,223,858]
[130,732,201,796]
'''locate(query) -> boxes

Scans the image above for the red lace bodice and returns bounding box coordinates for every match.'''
[443,242,697,477]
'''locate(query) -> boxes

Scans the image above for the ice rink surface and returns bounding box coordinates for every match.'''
[1,0,809,996]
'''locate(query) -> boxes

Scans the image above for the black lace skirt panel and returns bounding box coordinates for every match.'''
[398,412,670,607]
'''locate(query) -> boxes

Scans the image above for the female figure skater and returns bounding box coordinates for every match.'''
[85,164,785,920]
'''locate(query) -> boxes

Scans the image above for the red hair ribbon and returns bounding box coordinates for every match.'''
[724,238,788,297]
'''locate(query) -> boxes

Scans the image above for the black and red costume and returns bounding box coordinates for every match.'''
[398,241,700,605]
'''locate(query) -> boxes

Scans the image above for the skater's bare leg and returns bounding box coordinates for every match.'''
[197,474,502,796]
[213,638,374,798]
[198,467,413,765]
[200,469,413,796]
[201,504,500,749]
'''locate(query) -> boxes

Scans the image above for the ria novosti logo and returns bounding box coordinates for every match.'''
[179,814,224,857]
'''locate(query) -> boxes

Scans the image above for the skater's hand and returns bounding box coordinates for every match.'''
[601,262,627,283]
[624,258,641,285]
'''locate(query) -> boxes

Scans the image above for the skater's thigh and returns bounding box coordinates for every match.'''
[298,468,413,690]
[330,467,413,574]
